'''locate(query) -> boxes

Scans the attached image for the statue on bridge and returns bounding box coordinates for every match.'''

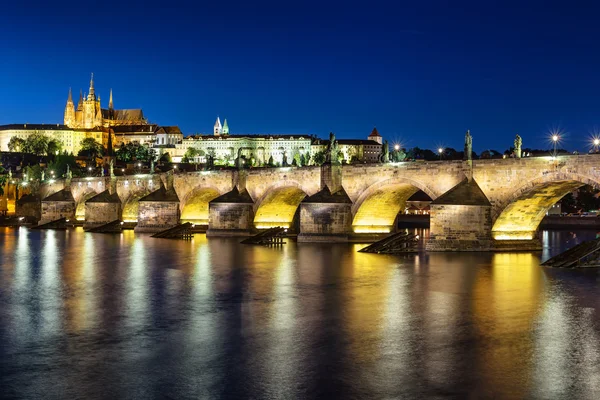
[41,170,45,181]
[464,130,472,161]
[326,132,340,165]
[66,165,72,180]
[380,140,389,163]
[514,134,522,158]
[109,159,115,178]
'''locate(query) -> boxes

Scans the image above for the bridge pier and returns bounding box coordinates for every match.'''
[297,186,353,242]
[84,190,122,230]
[207,187,255,237]
[39,189,76,225]
[425,178,494,251]
[134,185,180,233]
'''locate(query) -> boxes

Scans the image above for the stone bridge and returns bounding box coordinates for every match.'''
[23,154,600,250]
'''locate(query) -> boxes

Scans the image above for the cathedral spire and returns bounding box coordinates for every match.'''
[88,73,95,100]
[67,87,73,103]
[214,116,222,135]
[109,88,114,110]
[222,118,229,135]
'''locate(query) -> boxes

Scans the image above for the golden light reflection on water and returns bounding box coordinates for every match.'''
[1,229,599,398]
[341,250,392,365]
[127,232,149,326]
[472,252,545,398]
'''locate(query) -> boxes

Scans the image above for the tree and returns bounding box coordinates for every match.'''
[7,137,25,152]
[47,153,78,178]
[312,151,326,166]
[79,138,104,160]
[23,133,50,155]
[300,154,306,167]
[184,147,199,163]
[267,155,274,166]
[0,167,6,196]
[47,139,63,156]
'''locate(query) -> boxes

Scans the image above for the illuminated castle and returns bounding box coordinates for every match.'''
[64,73,147,129]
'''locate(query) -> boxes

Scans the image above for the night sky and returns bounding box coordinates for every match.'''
[2,0,600,152]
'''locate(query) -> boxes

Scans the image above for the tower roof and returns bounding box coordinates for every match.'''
[223,118,228,129]
[109,89,114,110]
[67,87,73,103]
[369,127,381,137]
[214,116,222,128]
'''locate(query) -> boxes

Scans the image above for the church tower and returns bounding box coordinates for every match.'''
[64,88,76,127]
[83,73,103,128]
[222,118,229,135]
[214,117,222,135]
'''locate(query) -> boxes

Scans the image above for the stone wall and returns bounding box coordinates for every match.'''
[426,204,493,251]
[207,203,254,236]
[134,201,180,233]
[298,203,352,242]
[84,202,121,229]
[40,201,75,224]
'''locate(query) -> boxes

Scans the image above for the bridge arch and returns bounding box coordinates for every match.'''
[491,171,600,240]
[351,178,437,233]
[253,181,309,229]
[180,186,222,225]
[75,190,100,221]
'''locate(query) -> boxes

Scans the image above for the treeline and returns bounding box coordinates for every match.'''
[405,146,571,161]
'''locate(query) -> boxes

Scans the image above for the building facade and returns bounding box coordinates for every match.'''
[167,121,382,165]
[0,124,107,155]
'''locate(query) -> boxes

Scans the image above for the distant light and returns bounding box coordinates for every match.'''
[88,167,92,171]
[137,163,141,167]
[552,135,559,142]
[394,144,400,151]
[18,217,24,221]
[594,139,599,146]
[174,165,177,169]
[438,148,443,154]
[121,168,125,172]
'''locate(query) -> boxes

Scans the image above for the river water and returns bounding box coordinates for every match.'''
[0,227,599,399]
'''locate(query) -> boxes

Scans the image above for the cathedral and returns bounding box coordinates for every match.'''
[64,74,147,129]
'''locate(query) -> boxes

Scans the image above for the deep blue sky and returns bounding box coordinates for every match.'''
[1,0,600,152]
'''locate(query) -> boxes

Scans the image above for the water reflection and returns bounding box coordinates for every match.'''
[0,228,598,398]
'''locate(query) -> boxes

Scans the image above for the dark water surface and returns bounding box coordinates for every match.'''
[0,227,599,399]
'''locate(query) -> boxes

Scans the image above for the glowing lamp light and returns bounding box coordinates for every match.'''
[394,144,400,151]
[88,167,92,171]
[552,135,559,142]
[438,148,443,154]
[594,139,600,146]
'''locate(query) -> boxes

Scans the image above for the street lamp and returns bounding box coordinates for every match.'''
[552,134,559,157]
[593,138,600,153]
[438,147,444,160]
[394,144,400,151]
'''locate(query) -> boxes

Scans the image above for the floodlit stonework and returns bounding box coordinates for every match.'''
[13,154,600,250]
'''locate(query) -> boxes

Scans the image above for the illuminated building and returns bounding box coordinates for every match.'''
[64,74,147,129]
